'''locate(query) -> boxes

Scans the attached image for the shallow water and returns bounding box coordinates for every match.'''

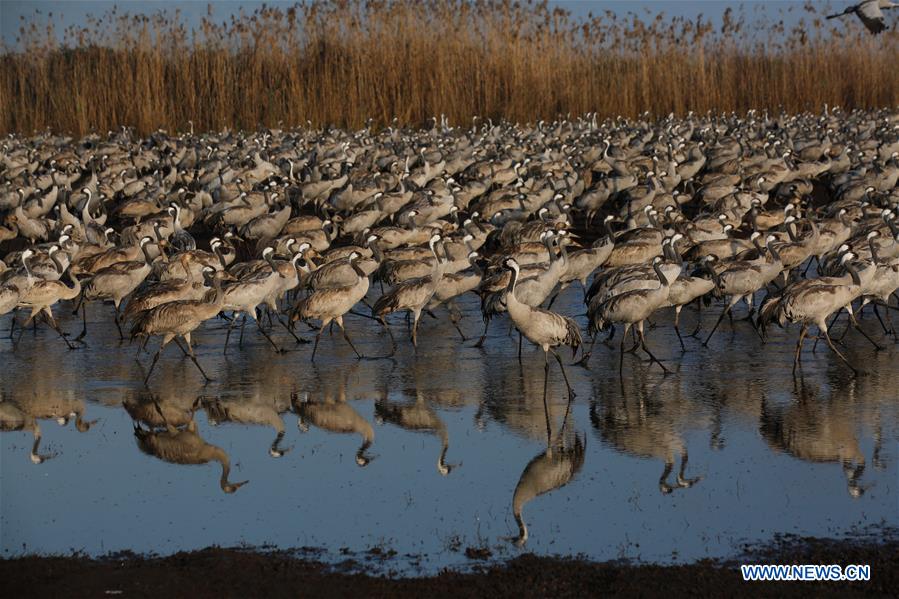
[1,287,897,574]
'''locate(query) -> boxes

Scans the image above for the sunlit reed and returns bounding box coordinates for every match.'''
[1,1,897,135]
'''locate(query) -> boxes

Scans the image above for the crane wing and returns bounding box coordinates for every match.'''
[858,0,888,32]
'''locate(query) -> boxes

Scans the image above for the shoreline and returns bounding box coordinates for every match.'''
[3,535,896,598]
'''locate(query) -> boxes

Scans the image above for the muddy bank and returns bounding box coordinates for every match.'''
[2,535,896,598]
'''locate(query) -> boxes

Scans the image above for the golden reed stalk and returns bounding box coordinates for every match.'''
[1,1,897,135]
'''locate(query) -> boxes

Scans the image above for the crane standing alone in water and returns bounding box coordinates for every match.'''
[502,257,582,398]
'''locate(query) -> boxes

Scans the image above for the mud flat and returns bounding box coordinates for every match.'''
[2,531,897,598]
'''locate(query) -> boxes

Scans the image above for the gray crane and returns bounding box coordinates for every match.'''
[292,251,372,361]
[827,0,898,34]
[372,233,447,350]
[502,257,582,398]
[589,256,671,378]
[130,268,229,385]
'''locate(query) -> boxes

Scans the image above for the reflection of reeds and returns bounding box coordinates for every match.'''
[2,1,897,135]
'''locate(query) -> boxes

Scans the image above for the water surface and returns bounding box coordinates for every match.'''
[1,288,896,573]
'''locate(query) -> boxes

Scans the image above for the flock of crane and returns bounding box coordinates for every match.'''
[1,108,898,395]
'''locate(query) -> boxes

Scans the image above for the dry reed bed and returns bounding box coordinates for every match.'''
[1,0,898,135]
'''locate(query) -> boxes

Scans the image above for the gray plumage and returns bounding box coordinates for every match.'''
[827,0,898,34]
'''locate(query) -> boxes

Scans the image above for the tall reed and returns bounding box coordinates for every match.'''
[2,1,897,135]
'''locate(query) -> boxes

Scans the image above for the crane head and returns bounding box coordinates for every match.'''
[502,257,520,272]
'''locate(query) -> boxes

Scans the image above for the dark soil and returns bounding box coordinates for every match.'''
[2,535,897,598]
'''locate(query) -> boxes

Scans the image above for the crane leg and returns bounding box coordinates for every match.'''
[792,325,808,375]
[625,327,640,353]
[575,334,596,367]
[278,314,309,344]
[238,314,247,347]
[619,323,631,380]
[543,352,552,446]
[336,318,362,359]
[872,304,890,335]
[846,306,885,351]
[551,349,576,398]
[473,319,489,348]
[112,305,124,340]
[689,298,703,337]
[546,290,560,310]
[848,311,884,350]
[41,311,76,350]
[135,335,150,360]
[703,302,732,346]
[143,337,172,386]
[75,303,87,341]
[451,317,467,342]
[812,310,842,352]
[379,317,397,356]
[15,309,38,345]
[801,257,816,278]
[518,331,523,363]
[411,309,422,348]
[223,313,240,353]
[674,307,686,352]
[182,334,212,381]
[885,303,896,340]
[822,330,859,376]
[835,309,854,342]
[252,313,284,353]
[602,324,616,347]
[737,294,755,321]
[638,325,669,374]
[173,336,191,357]
[71,292,84,317]
[311,323,326,362]
[349,309,379,321]
[144,350,162,386]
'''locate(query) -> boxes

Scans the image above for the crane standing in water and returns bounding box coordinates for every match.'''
[502,257,582,398]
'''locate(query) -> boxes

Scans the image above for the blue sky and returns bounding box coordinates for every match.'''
[0,1,850,47]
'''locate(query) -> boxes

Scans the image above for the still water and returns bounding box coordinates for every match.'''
[1,288,896,573]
